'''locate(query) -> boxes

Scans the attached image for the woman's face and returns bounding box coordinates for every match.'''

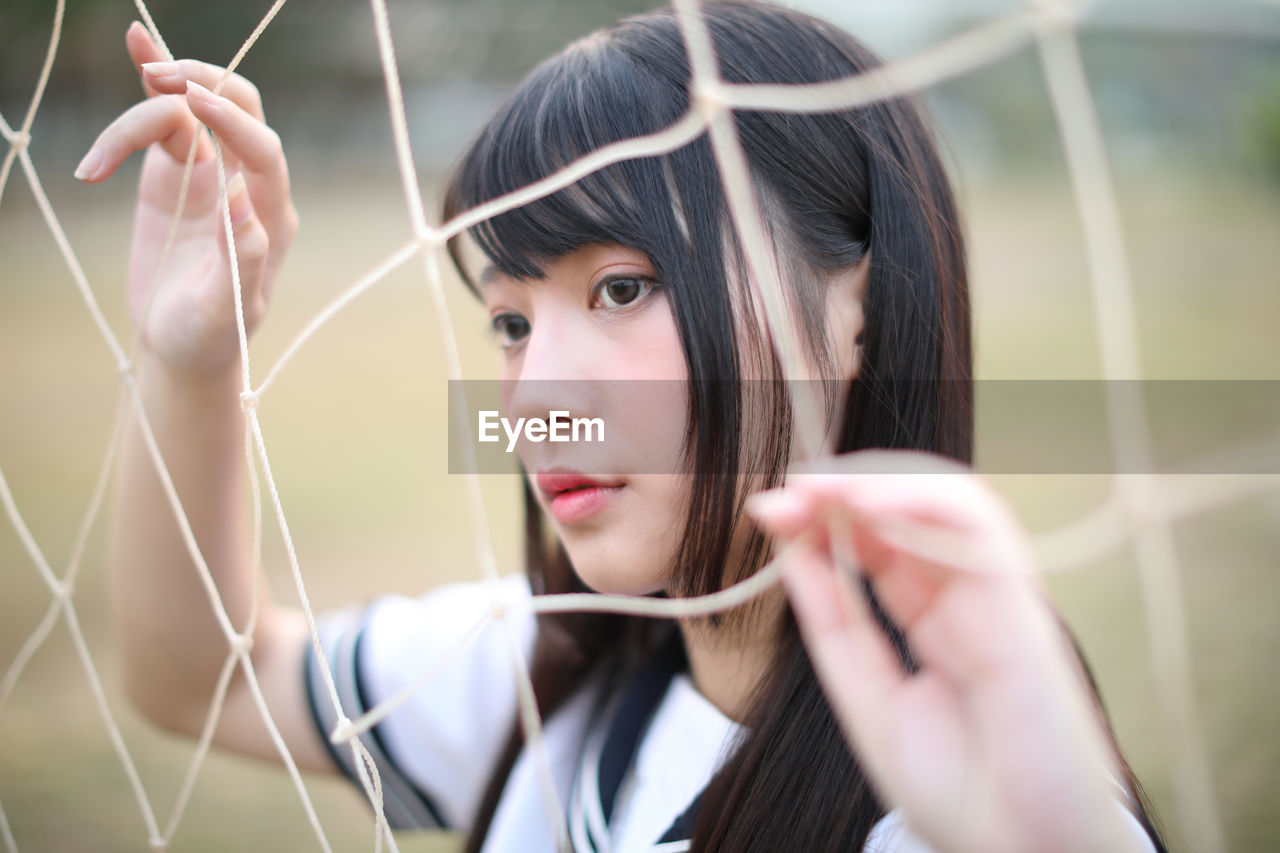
[477,240,867,597]
[479,243,691,596]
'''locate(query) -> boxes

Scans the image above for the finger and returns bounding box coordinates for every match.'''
[860,549,942,634]
[141,59,265,120]
[751,487,936,633]
[795,477,1053,692]
[744,486,822,540]
[799,474,1032,582]
[783,541,904,756]
[788,449,990,537]
[126,21,169,98]
[184,82,294,243]
[793,473,983,534]
[837,492,1048,685]
[751,450,983,540]
[751,478,992,585]
[75,96,213,184]
[217,172,271,322]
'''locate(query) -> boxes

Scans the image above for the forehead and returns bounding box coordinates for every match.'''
[451,230,498,293]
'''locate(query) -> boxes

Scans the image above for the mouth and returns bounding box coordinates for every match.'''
[535,469,625,524]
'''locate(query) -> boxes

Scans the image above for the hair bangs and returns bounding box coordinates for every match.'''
[445,33,691,282]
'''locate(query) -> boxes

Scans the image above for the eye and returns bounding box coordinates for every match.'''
[490,312,531,348]
[591,275,658,310]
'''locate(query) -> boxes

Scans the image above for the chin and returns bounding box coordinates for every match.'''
[563,541,666,597]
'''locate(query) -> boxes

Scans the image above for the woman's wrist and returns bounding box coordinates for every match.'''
[132,342,245,414]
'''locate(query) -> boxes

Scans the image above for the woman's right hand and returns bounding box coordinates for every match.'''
[78,22,298,376]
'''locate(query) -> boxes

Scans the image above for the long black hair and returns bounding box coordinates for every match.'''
[443,2,1163,850]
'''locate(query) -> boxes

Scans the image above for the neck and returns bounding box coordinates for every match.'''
[676,584,786,724]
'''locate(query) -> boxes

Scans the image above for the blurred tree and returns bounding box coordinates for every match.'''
[1242,72,1280,183]
[2,0,654,107]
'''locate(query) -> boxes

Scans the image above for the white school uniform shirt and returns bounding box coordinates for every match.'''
[304,575,1158,852]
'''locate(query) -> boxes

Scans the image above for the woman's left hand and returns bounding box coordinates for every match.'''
[747,449,1145,853]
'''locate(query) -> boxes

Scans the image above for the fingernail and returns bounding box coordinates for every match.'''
[74,148,102,182]
[225,173,253,227]
[186,80,218,106]
[142,61,180,79]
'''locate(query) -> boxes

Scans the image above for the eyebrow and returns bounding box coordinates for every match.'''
[471,264,510,300]
[477,264,543,293]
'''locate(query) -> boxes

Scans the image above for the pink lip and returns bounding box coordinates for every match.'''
[535,470,624,524]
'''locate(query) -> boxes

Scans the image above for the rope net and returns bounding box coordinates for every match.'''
[0,0,1272,850]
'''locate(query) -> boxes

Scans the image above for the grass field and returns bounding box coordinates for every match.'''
[1,157,1278,851]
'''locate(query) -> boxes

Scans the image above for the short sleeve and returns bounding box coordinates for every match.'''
[305,574,536,831]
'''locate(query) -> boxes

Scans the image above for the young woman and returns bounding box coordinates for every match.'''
[93,2,1165,851]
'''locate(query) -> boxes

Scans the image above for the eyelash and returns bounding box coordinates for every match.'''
[590,275,660,310]
[488,275,661,350]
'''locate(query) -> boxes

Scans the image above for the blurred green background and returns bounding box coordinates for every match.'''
[2,0,1279,850]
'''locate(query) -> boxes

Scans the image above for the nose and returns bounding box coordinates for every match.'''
[503,315,598,430]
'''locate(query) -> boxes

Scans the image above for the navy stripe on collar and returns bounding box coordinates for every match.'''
[572,632,702,851]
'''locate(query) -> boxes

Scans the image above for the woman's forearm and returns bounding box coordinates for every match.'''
[107,349,260,731]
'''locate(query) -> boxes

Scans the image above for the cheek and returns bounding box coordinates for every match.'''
[615,295,687,381]
[565,474,690,596]
[611,381,688,472]
[554,300,694,595]
[607,299,690,473]
[627,474,692,581]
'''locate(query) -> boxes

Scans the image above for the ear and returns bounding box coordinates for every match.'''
[827,251,870,383]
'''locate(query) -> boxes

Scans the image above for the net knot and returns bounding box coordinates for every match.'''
[691,81,726,118]
[488,584,525,622]
[418,227,444,249]
[228,632,254,657]
[239,389,260,413]
[330,715,355,745]
[8,131,30,153]
[148,836,168,852]
[50,578,74,604]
